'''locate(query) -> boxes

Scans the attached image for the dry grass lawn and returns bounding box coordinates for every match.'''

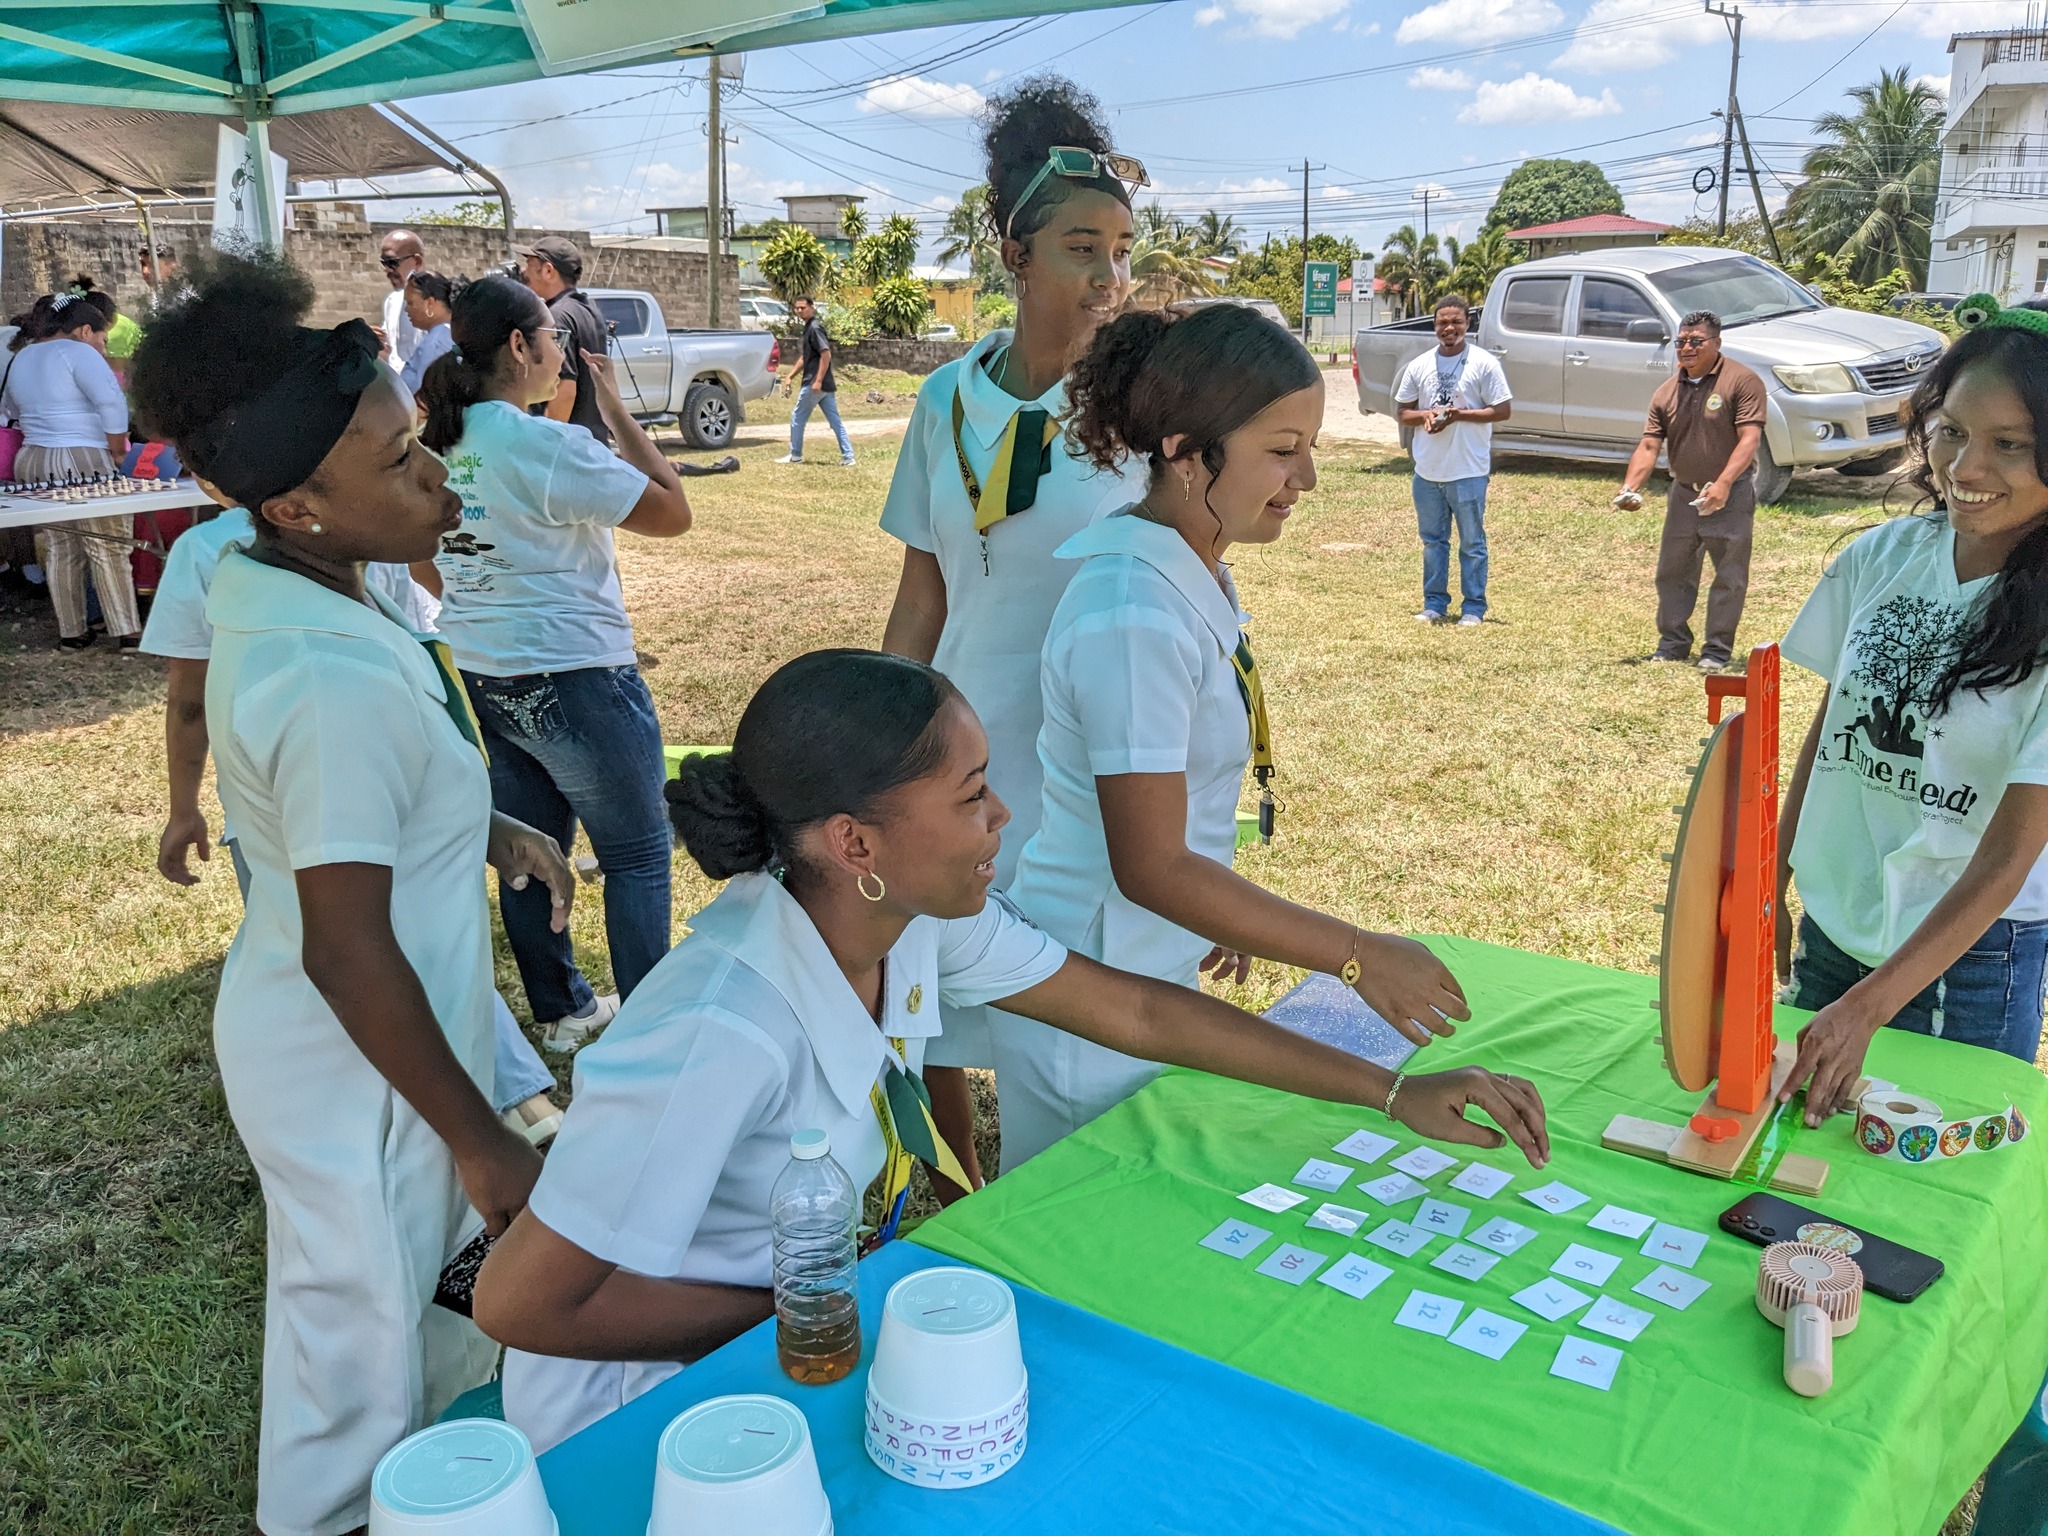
[0,422,2009,1532]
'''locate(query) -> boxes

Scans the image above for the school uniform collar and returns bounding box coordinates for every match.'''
[1054,508,1246,656]
[207,545,414,643]
[687,872,939,1120]
[956,329,1067,450]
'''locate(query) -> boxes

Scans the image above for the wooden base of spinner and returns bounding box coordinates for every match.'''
[1602,645,1837,1197]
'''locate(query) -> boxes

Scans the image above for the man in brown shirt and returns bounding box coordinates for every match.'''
[1614,309,1768,671]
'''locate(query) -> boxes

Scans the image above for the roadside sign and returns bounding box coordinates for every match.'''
[1303,260,1339,317]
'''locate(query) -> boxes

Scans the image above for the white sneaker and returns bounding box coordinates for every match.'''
[1456,613,1483,627]
[775,454,802,464]
[501,1092,564,1147]
[540,991,620,1053]
[1414,610,1447,625]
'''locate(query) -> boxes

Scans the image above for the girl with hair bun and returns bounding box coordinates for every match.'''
[991,302,1493,1168]
[397,268,456,394]
[472,647,1547,1454]
[127,253,574,1536]
[878,74,1144,1192]
[415,274,691,1052]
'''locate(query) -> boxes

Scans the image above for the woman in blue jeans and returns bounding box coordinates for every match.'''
[418,275,692,1050]
[1773,299,2048,1533]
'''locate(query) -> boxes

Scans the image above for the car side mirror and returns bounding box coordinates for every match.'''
[1626,318,1671,345]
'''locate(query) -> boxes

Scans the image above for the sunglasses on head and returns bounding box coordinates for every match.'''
[1005,146,1149,242]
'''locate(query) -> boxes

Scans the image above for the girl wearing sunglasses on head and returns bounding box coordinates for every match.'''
[878,75,1146,1195]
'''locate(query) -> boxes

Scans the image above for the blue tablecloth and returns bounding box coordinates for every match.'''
[536,1239,1625,1535]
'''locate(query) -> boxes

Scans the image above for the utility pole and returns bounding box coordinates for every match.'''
[1294,159,1324,344]
[1732,103,1785,263]
[1706,0,1742,237]
[707,53,723,327]
[1413,184,1435,240]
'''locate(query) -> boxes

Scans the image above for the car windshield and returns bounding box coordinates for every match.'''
[1647,256,1822,326]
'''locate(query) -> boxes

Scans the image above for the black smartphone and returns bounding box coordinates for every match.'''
[1719,1192,1944,1303]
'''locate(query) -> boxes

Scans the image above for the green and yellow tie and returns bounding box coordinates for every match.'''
[867,1045,974,1248]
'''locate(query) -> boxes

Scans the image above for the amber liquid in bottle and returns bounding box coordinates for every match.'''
[776,1298,862,1385]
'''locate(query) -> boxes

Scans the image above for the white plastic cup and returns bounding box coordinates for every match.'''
[863,1374,1028,1490]
[369,1419,557,1536]
[866,1267,1025,1420]
[647,1395,832,1536]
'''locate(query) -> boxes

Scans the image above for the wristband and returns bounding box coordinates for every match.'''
[1383,1070,1408,1123]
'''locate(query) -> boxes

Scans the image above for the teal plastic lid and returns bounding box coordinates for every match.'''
[659,1396,810,1484]
[885,1267,1014,1338]
[372,1420,533,1515]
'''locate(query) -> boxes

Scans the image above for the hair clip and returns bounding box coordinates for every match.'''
[1954,293,2048,337]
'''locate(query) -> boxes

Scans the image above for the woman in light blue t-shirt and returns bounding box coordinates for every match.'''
[418,275,692,1051]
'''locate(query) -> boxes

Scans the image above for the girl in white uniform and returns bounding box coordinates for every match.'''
[473,649,1549,1454]
[880,77,1144,1190]
[130,257,575,1536]
[996,303,1487,1168]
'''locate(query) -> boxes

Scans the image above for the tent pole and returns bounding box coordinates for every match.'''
[380,104,514,235]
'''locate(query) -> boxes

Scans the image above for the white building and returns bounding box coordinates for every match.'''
[1928,27,2048,301]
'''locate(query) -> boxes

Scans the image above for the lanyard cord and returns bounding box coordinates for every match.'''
[1229,634,1277,844]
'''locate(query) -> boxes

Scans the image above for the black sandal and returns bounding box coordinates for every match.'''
[57,634,94,651]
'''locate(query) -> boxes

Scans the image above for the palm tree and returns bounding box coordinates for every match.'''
[1134,201,1181,242]
[1129,225,1218,305]
[1783,67,1944,287]
[937,185,1005,291]
[1447,226,1518,304]
[1378,225,1451,318]
[1189,209,1244,258]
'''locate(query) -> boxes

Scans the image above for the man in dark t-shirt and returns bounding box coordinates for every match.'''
[779,296,854,466]
[1614,309,1768,672]
[516,235,612,446]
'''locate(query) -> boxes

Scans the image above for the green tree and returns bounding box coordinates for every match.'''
[1481,158,1625,239]
[1225,232,1360,324]
[412,198,503,227]
[1782,66,1944,287]
[1445,225,1519,303]
[870,274,933,338]
[1376,225,1450,318]
[1189,209,1244,258]
[760,225,831,301]
[1661,212,1777,260]
[839,202,869,242]
[1130,224,1217,305]
[937,185,1006,292]
[1134,202,1180,241]
[847,213,920,287]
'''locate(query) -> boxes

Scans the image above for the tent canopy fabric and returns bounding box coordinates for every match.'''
[0,101,460,203]
[0,0,1149,119]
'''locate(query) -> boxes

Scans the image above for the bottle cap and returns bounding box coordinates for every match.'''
[790,1128,830,1161]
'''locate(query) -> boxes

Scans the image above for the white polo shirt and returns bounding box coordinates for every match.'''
[502,871,1067,1453]
[1009,510,1252,984]
[879,331,1137,891]
[429,399,648,678]
[140,507,256,660]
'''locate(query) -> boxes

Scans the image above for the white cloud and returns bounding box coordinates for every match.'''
[859,75,986,118]
[1194,4,1226,22]
[1397,0,1561,46]
[1209,0,1351,38]
[1458,73,1621,125]
[1409,66,1474,91]
[1915,71,1950,96]
[1553,0,1982,76]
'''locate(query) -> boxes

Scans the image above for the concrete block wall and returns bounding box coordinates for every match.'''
[3,213,739,331]
[833,336,972,374]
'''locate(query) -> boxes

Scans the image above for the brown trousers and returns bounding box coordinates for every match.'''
[1653,477,1754,663]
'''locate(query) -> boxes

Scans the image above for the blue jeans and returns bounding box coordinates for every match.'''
[790,385,853,462]
[1413,474,1489,619]
[462,664,673,1024]
[1790,912,2048,1061]
[233,839,551,1112]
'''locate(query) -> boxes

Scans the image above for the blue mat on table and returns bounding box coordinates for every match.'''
[536,1239,1624,1536]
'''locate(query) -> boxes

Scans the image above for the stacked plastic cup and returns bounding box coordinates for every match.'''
[862,1267,1028,1490]
[647,1395,832,1536]
[369,1419,557,1536]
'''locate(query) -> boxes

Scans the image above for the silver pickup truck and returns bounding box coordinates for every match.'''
[1354,247,1946,502]
[587,289,778,451]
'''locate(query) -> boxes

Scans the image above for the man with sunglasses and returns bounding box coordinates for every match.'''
[517,234,613,447]
[375,228,426,370]
[1615,309,1767,673]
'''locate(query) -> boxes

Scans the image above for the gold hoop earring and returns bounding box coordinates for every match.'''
[857,871,886,902]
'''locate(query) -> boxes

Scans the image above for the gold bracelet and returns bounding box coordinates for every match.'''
[1338,926,1363,987]
[1383,1069,1408,1123]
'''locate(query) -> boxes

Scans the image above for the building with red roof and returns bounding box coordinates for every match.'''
[1504,213,1675,259]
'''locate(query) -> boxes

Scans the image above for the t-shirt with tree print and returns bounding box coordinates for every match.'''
[1781,512,2048,965]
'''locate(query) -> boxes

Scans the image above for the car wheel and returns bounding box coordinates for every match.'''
[682,381,737,450]
[1753,438,1793,505]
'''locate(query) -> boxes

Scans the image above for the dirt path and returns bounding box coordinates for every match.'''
[1319,364,1400,445]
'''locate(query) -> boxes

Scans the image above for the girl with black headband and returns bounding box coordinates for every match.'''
[990,304,1494,1169]
[129,256,576,1536]
[878,76,1143,1192]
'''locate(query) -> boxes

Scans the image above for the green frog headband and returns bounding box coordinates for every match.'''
[1954,293,2048,337]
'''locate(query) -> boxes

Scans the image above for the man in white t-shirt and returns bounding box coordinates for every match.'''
[375,229,425,369]
[1393,294,1512,626]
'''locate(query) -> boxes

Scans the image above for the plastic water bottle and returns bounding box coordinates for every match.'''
[770,1128,861,1385]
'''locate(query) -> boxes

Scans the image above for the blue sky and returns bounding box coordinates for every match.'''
[376,0,2026,255]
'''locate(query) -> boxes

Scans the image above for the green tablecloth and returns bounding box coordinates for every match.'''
[916,937,2048,1536]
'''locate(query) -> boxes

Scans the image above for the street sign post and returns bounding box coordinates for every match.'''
[1302,259,1338,344]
